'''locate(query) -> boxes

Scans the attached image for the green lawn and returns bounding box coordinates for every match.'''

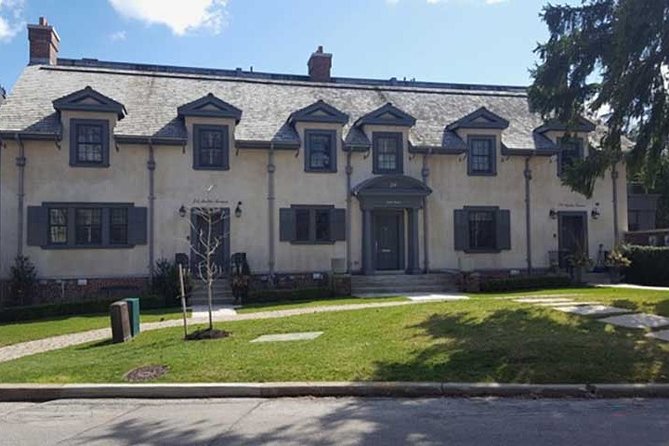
[1,287,668,384]
[0,308,187,347]
[237,296,407,313]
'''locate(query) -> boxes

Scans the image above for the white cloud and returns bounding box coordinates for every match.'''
[108,0,229,36]
[0,0,25,43]
[109,30,127,41]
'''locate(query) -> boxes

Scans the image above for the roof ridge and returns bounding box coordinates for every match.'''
[53,58,528,97]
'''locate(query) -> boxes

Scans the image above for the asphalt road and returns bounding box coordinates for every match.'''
[1,397,668,445]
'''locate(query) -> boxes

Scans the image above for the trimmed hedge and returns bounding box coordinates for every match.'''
[622,245,669,286]
[0,294,171,324]
[479,275,572,293]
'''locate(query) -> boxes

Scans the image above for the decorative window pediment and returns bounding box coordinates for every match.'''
[355,103,416,127]
[288,100,349,125]
[52,86,127,119]
[177,93,242,122]
[534,116,596,134]
[446,107,509,131]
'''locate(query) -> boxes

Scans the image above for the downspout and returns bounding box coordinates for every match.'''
[15,135,26,257]
[421,150,430,273]
[524,156,533,275]
[268,142,276,281]
[611,166,619,245]
[345,150,352,273]
[147,139,156,284]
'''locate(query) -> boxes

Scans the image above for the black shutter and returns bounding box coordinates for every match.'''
[27,206,48,247]
[192,127,200,168]
[127,207,148,245]
[279,208,295,242]
[453,209,468,251]
[222,126,230,169]
[497,209,511,250]
[331,208,346,241]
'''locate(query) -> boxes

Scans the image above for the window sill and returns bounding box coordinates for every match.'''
[193,166,230,171]
[373,170,403,175]
[463,249,502,254]
[304,168,338,174]
[289,240,336,246]
[467,172,497,177]
[69,162,110,168]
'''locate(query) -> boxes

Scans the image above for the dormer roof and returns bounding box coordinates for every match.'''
[177,93,242,122]
[288,99,349,125]
[534,116,596,134]
[446,106,509,131]
[52,86,127,119]
[354,102,416,127]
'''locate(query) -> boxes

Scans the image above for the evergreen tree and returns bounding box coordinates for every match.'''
[529,0,669,198]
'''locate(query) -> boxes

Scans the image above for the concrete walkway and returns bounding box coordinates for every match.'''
[596,283,669,291]
[0,299,439,364]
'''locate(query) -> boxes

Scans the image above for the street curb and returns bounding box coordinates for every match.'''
[2,382,669,401]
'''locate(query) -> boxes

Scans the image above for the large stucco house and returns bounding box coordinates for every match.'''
[0,18,627,301]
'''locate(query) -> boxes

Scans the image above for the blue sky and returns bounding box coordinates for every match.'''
[0,0,566,93]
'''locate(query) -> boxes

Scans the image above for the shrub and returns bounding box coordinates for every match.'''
[0,294,165,324]
[479,275,572,293]
[152,258,191,306]
[621,245,669,286]
[9,256,37,306]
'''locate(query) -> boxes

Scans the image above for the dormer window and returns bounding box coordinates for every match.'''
[373,132,403,174]
[467,135,496,176]
[305,129,336,173]
[558,137,584,176]
[70,119,110,167]
[193,124,229,170]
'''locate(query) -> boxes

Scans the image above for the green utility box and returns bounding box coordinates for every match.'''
[123,297,141,337]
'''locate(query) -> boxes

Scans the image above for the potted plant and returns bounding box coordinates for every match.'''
[566,249,593,284]
[605,248,631,284]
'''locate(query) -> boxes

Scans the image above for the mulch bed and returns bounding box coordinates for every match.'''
[185,328,231,341]
[123,365,169,382]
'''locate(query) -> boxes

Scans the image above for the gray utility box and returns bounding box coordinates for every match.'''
[110,301,132,343]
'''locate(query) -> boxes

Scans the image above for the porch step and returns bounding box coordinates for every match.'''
[190,279,235,305]
[351,273,458,296]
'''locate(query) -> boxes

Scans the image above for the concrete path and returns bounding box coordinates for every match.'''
[0,300,430,364]
[2,397,669,445]
[596,283,669,291]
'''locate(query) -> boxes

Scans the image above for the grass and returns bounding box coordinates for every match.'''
[0,287,668,384]
[0,308,188,347]
[237,296,407,313]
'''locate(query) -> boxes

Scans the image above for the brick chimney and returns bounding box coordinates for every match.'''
[308,46,332,82]
[27,17,60,65]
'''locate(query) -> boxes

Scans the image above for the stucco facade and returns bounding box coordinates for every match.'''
[0,24,627,290]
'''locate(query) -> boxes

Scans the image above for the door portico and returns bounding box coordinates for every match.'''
[352,175,432,275]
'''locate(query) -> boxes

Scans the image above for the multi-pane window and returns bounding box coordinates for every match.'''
[373,133,402,174]
[305,130,336,172]
[468,211,496,251]
[558,137,583,176]
[75,208,103,245]
[194,125,228,170]
[48,208,68,244]
[109,208,128,245]
[70,119,109,167]
[468,137,495,175]
[281,206,345,244]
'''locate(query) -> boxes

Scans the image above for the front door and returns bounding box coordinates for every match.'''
[558,212,587,268]
[190,208,229,277]
[374,211,402,271]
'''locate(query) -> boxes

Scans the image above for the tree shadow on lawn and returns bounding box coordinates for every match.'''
[608,298,669,317]
[370,307,669,384]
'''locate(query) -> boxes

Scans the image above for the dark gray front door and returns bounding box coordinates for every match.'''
[558,212,587,268]
[374,212,402,270]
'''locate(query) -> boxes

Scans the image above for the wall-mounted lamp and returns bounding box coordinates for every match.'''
[549,208,557,220]
[178,205,187,218]
[235,201,243,218]
[591,203,600,220]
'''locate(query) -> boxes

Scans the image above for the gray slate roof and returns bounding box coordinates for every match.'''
[0,61,562,150]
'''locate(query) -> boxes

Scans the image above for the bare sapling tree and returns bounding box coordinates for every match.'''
[186,206,226,331]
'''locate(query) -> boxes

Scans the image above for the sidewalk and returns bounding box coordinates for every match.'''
[595,284,669,291]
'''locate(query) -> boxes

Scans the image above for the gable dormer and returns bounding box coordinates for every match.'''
[446,107,509,131]
[534,116,596,135]
[355,103,416,127]
[52,86,126,119]
[288,100,349,126]
[177,93,242,122]
[52,86,126,168]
